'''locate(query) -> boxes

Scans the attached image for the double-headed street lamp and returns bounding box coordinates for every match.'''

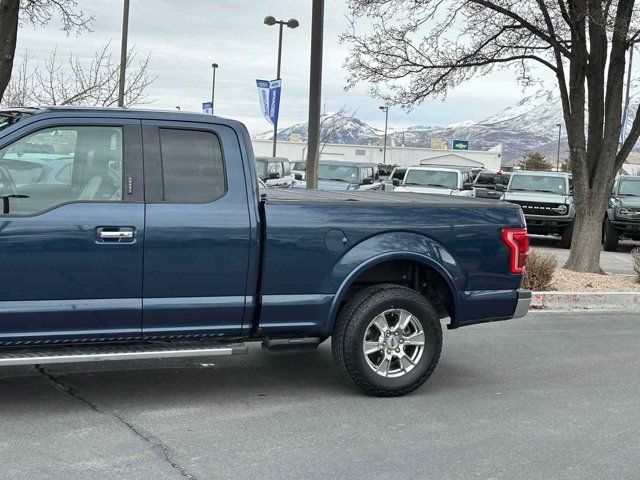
[379,106,390,165]
[264,15,299,157]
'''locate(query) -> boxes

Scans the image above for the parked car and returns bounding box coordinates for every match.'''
[294,160,382,191]
[473,170,511,200]
[255,156,293,187]
[393,166,476,196]
[291,160,306,180]
[604,175,640,251]
[503,170,574,248]
[0,107,530,397]
[382,166,407,191]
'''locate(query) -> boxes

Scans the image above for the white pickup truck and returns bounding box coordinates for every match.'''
[394,166,478,196]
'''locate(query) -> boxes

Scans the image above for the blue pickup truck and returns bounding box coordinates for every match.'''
[0,107,530,396]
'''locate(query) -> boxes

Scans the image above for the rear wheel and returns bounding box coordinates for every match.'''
[332,284,442,397]
[603,218,620,252]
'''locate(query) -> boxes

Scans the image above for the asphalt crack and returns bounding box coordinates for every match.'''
[33,365,198,480]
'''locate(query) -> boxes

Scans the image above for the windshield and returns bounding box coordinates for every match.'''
[509,174,567,194]
[318,164,358,183]
[618,179,640,196]
[475,172,510,186]
[403,169,458,189]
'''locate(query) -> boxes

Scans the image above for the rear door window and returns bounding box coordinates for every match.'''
[159,128,226,203]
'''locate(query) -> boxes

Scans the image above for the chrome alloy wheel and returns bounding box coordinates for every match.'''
[362,309,426,378]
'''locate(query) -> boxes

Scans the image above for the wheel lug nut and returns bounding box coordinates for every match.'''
[395,332,399,336]
[387,349,391,354]
[400,339,404,344]
[395,348,400,353]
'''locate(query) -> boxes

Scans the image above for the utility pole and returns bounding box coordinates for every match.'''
[211,63,219,115]
[556,123,562,171]
[264,16,299,157]
[306,0,324,189]
[379,106,389,164]
[117,0,130,108]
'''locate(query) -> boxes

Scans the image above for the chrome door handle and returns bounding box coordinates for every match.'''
[96,227,135,243]
[99,231,134,240]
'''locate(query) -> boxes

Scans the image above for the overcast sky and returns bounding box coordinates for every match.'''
[16,0,558,136]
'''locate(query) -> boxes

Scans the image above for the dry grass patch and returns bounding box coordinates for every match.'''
[632,248,640,284]
[522,250,557,291]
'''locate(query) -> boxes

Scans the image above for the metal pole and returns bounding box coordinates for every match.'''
[211,64,218,115]
[272,23,284,157]
[117,0,130,108]
[556,124,562,171]
[622,47,634,142]
[383,108,389,165]
[306,0,324,189]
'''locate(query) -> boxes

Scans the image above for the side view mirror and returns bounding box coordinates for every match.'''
[463,182,474,191]
[268,172,281,180]
[392,178,400,187]
[495,184,506,192]
[362,177,374,185]
[294,173,303,180]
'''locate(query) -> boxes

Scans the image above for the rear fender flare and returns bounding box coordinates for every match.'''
[323,231,464,336]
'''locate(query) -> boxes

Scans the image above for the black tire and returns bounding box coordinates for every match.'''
[332,284,442,397]
[559,222,574,249]
[602,217,619,252]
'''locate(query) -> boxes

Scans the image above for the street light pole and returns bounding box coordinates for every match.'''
[556,123,562,171]
[211,63,219,115]
[117,0,130,108]
[306,0,324,189]
[380,106,389,165]
[264,16,299,157]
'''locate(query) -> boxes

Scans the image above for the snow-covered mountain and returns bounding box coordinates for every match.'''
[256,87,639,162]
[255,111,383,146]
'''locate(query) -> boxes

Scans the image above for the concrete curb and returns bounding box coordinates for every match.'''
[532,292,640,311]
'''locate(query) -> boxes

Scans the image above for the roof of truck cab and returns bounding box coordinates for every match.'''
[0,106,247,129]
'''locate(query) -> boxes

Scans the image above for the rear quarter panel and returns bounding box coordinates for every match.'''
[260,199,524,336]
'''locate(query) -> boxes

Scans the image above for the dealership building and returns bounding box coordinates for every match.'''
[252,139,504,171]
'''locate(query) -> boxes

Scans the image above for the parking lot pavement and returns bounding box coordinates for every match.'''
[530,234,638,275]
[2,312,640,480]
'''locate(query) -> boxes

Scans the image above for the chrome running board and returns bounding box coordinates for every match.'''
[0,342,248,367]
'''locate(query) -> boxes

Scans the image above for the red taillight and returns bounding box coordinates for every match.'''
[502,227,529,274]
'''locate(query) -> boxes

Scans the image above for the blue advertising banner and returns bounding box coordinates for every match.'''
[256,79,282,126]
[202,102,213,115]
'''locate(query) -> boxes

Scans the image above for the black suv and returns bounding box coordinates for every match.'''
[604,175,640,251]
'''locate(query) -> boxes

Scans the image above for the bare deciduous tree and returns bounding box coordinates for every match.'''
[2,44,155,108]
[319,106,357,152]
[0,0,93,102]
[344,0,640,273]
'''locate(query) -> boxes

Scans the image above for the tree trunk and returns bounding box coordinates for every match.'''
[564,152,615,273]
[0,0,19,103]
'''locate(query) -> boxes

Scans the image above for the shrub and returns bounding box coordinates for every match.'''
[633,248,640,284]
[522,250,557,291]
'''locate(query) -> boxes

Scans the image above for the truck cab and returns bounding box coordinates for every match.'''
[604,175,640,251]
[394,166,475,196]
[503,170,574,248]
